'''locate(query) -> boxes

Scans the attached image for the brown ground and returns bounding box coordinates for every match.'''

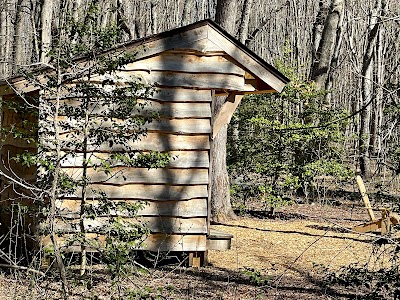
[0,202,397,299]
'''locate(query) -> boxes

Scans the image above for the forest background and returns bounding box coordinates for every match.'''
[0,0,400,299]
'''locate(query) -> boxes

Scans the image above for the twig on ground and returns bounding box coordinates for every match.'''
[0,263,45,276]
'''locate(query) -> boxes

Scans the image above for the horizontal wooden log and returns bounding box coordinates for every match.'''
[46,217,207,234]
[353,220,382,233]
[143,101,212,118]
[57,117,211,135]
[90,71,248,91]
[63,167,209,185]
[39,233,207,252]
[150,88,212,102]
[139,118,212,134]
[50,133,210,151]
[66,184,209,200]
[46,87,213,103]
[122,53,244,76]
[145,233,207,251]
[57,100,212,118]
[59,150,209,168]
[57,198,208,218]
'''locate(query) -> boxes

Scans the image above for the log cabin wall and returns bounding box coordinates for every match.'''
[42,48,248,252]
[0,93,38,243]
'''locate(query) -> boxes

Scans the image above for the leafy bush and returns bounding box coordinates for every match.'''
[325,264,400,299]
[228,78,352,209]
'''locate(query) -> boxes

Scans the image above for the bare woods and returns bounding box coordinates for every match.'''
[0,0,399,184]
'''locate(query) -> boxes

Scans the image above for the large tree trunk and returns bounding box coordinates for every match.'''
[324,0,344,105]
[211,0,237,223]
[310,0,344,101]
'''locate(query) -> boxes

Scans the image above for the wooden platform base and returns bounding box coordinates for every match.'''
[353,209,400,235]
[206,229,233,250]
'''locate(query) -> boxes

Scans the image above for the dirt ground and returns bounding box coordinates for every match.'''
[0,202,397,299]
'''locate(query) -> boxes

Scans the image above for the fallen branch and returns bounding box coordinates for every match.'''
[0,263,45,277]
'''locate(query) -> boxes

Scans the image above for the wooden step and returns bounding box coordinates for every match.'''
[207,229,233,250]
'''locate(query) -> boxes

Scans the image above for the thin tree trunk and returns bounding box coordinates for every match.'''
[79,86,90,276]
[238,0,253,44]
[150,1,158,34]
[370,7,386,159]
[359,0,385,177]
[12,0,25,69]
[48,69,69,299]
[40,0,53,62]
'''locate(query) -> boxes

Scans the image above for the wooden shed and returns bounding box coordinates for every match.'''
[0,20,289,262]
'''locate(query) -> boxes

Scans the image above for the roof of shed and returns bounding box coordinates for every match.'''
[0,19,289,96]
[121,19,289,92]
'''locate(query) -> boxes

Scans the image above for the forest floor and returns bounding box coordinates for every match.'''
[0,200,398,299]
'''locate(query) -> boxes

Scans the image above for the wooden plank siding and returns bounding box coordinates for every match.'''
[63,168,209,185]
[51,132,210,151]
[45,217,207,234]
[57,117,212,135]
[40,233,207,252]
[41,51,216,252]
[48,87,213,103]
[57,198,208,218]
[59,150,210,168]
[121,53,243,75]
[66,184,208,200]
[57,100,212,118]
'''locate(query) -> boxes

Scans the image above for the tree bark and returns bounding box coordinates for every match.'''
[150,1,158,34]
[370,4,386,159]
[359,0,385,177]
[238,0,253,44]
[211,97,237,222]
[324,0,345,104]
[12,0,27,70]
[215,0,237,35]
[40,0,53,63]
[211,0,238,223]
[310,0,344,100]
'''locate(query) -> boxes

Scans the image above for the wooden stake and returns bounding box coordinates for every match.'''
[355,175,375,221]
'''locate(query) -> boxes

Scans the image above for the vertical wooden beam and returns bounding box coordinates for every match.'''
[212,93,243,139]
[188,251,207,267]
[207,90,214,235]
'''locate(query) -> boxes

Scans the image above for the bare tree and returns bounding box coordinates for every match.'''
[359,0,387,177]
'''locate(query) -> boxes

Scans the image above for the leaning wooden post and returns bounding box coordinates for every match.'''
[355,174,375,221]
